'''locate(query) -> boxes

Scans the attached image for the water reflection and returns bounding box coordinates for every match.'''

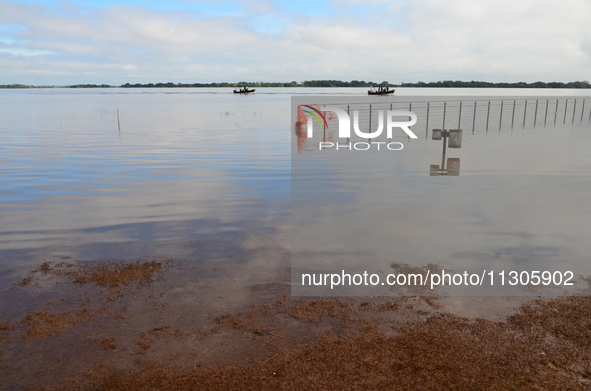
[292,95,591,296]
[430,129,462,176]
[0,88,290,282]
[295,97,591,149]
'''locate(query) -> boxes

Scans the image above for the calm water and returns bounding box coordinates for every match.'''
[291,92,591,296]
[1,87,591,296]
[0,87,294,283]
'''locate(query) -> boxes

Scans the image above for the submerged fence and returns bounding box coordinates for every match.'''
[314,97,591,141]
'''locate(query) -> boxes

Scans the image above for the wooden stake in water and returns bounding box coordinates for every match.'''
[534,100,538,127]
[554,100,559,125]
[511,100,516,128]
[581,99,585,123]
[563,99,568,124]
[117,108,121,136]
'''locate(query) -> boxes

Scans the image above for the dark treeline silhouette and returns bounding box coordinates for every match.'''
[68,84,112,88]
[0,84,54,89]
[300,80,389,87]
[2,80,591,89]
[113,80,591,88]
[119,81,298,88]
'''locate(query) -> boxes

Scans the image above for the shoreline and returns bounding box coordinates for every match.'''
[1,259,589,390]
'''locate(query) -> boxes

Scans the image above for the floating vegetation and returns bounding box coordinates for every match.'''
[17,259,170,296]
[4,260,591,390]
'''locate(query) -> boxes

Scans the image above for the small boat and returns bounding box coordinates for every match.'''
[233,88,256,94]
[368,87,395,95]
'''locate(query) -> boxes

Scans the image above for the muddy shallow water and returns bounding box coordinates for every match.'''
[1,258,589,390]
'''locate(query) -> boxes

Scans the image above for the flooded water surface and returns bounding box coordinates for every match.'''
[1,88,591,294]
[2,87,591,389]
[291,93,591,296]
[0,88,291,278]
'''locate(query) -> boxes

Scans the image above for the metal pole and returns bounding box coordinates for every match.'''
[486,101,490,132]
[572,99,577,123]
[425,102,430,139]
[544,99,549,126]
[442,102,447,130]
[534,99,538,127]
[499,100,503,131]
[472,101,477,133]
[581,99,585,123]
[347,105,350,143]
[458,101,462,129]
[441,135,447,169]
[368,104,372,140]
[511,100,516,128]
[407,103,412,140]
[563,99,568,124]
[554,100,558,125]
[523,100,527,128]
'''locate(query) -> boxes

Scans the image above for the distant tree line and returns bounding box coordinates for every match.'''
[68,84,112,88]
[2,80,591,89]
[96,80,591,88]
[118,80,390,88]
[119,81,299,88]
[300,80,390,87]
[0,84,54,88]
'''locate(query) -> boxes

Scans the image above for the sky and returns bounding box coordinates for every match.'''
[0,0,590,85]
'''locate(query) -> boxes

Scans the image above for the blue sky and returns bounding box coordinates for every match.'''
[1,0,590,85]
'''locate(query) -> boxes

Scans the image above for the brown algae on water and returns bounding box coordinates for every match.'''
[17,259,169,294]
[2,259,591,390]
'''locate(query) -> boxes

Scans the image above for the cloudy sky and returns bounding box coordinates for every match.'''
[1,0,590,85]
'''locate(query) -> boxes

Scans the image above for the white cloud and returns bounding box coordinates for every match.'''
[0,0,590,84]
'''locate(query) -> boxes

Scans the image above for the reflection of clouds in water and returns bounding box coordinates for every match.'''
[293,101,591,293]
[0,217,290,285]
[0,90,291,255]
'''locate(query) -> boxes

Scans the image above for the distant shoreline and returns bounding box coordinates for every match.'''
[2,80,591,89]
